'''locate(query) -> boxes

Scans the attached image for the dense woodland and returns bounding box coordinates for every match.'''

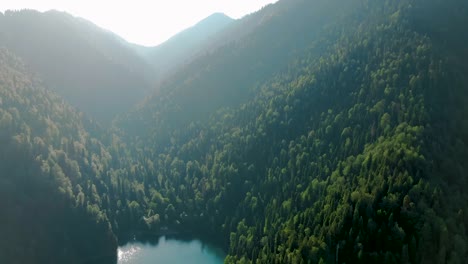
[0,48,116,263]
[1,0,468,263]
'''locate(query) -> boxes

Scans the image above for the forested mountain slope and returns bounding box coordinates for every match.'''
[0,48,118,264]
[0,10,153,122]
[116,0,363,143]
[115,0,468,263]
[1,0,468,263]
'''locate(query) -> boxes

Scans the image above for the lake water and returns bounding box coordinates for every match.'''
[117,236,226,264]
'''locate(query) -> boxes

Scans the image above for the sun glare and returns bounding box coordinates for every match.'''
[0,0,278,46]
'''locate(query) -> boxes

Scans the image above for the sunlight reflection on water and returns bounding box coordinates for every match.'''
[118,245,141,263]
[117,236,226,264]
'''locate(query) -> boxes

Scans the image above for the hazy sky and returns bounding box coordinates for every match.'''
[1,0,279,46]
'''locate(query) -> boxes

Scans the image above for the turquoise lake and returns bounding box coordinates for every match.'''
[117,236,225,264]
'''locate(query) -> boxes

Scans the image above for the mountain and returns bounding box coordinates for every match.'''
[0,9,154,122]
[1,0,468,263]
[0,48,117,264]
[117,0,367,143]
[116,0,468,263]
[136,13,234,79]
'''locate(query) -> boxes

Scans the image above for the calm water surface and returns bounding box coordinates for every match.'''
[117,236,225,264]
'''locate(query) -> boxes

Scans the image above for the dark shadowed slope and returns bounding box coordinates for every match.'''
[0,48,118,264]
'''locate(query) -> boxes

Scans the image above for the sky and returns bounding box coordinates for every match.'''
[0,0,279,46]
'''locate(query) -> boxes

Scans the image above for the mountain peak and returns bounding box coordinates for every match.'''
[208,12,231,18]
[194,12,233,28]
[137,12,234,78]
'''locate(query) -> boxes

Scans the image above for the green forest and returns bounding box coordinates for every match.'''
[1,0,468,263]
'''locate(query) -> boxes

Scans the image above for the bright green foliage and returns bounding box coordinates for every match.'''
[115,0,468,263]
